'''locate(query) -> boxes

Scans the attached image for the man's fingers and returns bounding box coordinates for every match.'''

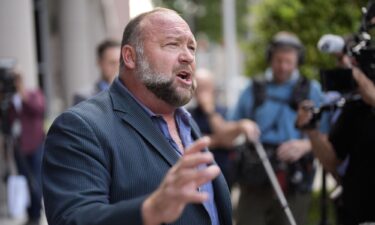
[296,101,314,128]
[278,153,292,162]
[278,151,294,162]
[161,165,220,207]
[177,166,220,203]
[193,165,221,187]
[155,137,220,212]
[277,144,293,161]
[299,100,314,110]
[184,137,210,156]
[177,152,215,169]
[173,164,221,188]
[178,189,209,203]
[277,149,289,161]
[239,120,261,142]
[277,142,289,153]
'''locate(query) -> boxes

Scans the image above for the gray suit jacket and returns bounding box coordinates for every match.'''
[42,79,232,225]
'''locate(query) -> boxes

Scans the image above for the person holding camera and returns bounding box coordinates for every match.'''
[296,67,375,225]
[230,31,323,225]
[9,72,45,225]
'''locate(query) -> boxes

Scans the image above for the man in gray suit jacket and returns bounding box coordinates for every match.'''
[42,8,232,225]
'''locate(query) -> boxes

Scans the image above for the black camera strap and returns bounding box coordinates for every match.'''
[251,75,310,115]
[250,76,310,132]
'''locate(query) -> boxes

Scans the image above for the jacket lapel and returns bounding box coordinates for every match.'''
[109,81,180,167]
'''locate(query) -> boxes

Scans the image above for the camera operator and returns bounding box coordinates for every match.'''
[8,71,45,225]
[315,33,357,225]
[296,67,375,225]
[297,2,375,223]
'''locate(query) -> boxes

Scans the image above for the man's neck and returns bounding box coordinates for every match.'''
[101,75,113,84]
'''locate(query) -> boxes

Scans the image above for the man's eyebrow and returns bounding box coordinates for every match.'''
[164,35,183,40]
[164,35,196,43]
[163,36,177,40]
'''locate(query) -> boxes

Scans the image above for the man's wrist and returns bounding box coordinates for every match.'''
[305,129,321,139]
[142,197,160,225]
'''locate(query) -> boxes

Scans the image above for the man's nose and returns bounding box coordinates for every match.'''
[178,47,195,64]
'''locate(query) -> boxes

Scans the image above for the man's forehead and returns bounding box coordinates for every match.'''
[273,47,299,56]
[142,12,195,41]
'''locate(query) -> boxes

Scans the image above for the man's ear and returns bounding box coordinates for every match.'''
[121,45,136,69]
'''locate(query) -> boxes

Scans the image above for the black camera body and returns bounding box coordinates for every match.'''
[320,68,357,93]
[0,58,17,97]
[0,58,17,135]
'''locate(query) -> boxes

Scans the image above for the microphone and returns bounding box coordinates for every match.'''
[317,34,345,54]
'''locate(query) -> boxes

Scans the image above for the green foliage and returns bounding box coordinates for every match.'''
[244,0,368,79]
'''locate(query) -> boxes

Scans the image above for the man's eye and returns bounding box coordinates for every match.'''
[189,46,196,52]
[168,42,179,46]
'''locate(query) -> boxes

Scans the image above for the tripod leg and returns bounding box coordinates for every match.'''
[253,141,298,225]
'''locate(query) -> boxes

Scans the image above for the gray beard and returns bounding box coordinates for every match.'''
[135,54,194,107]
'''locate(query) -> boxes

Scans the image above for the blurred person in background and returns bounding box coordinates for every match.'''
[189,68,259,190]
[73,39,120,105]
[42,8,232,225]
[230,31,323,225]
[9,71,45,225]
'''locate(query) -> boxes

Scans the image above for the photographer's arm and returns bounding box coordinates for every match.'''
[352,67,375,107]
[304,130,340,176]
[296,101,341,176]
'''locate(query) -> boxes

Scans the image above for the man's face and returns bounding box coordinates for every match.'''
[135,12,197,107]
[98,47,121,83]
[270,48,298,83]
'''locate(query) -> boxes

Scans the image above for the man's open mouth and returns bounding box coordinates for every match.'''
[177,70,192,83]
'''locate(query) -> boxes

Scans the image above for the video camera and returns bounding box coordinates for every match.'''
[318,1,375,95]
[0,58,17,97]
[0,58,17,134]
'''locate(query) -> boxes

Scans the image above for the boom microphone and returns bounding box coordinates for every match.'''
[317,34,345,54]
